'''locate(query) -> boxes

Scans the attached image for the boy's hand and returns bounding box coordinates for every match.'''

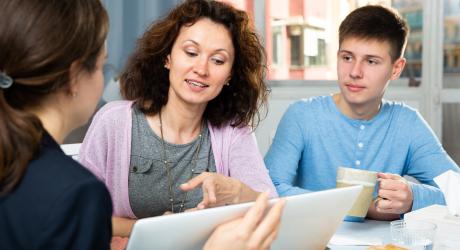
[374,172,413,214]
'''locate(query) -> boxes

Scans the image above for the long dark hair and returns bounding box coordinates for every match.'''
[0,0,109,195]
[120,0,268,128]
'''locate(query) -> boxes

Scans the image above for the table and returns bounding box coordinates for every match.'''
[328,220,390,249]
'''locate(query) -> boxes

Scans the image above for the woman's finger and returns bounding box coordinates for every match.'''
[184,207,198,213]
[260,225,281,250]
[203,178,217,205]
[180,172,210,191]
[198,183,211,209]
[236,192,270,238]
[249,199,285,248]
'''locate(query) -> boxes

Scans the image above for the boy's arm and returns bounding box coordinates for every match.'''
[402,111,459,211]
[409,182,450,211]
[368,109,459,219]
[264,104,313,196]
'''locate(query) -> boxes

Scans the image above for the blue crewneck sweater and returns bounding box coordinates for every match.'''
[265,95,459,211]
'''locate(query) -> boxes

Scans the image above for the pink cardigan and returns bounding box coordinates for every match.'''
[79,101,277,218]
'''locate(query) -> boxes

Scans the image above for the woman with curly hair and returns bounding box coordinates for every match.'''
[79,0,277,237]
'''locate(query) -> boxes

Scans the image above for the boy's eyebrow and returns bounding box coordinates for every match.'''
[338,49,352,54]
[364,54,384,60]
[338,49,384,60]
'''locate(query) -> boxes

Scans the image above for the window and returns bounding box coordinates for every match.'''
[442,0,460,164]
[289,28,302,67]
[305,38,326,66]
[286,26,327,68]
[272,27,283,66]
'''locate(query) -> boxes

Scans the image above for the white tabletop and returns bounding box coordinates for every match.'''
[328,220,390,249]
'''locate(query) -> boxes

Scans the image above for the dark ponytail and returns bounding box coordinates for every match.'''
[0,90,43,195]
[0,0,109,195]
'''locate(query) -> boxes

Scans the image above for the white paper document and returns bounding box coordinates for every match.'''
[328,234,383,246]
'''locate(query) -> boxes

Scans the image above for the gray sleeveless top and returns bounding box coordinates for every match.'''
[129,106,216,218]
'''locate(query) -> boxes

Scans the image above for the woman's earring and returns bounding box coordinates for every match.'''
[225,82,230,86]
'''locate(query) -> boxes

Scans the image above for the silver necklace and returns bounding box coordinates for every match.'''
[159,111,203,213]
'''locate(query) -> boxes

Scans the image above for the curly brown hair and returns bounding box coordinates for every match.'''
[120,0,268,128]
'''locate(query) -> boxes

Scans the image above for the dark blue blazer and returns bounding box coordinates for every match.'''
[0,131,112,249]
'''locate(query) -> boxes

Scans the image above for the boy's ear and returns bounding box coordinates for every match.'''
[390,58,406,80]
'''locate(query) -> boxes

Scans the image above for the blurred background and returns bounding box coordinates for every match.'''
[64,0,460,165]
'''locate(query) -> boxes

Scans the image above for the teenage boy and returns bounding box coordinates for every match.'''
[264,5,459,220]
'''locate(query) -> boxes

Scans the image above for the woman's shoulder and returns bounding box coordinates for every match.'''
[32,145,104,187]
[2,147,111,248]
[208,121,252,138]
[18,144,110,220]
[96,100,133,116]
[92,100,134,125]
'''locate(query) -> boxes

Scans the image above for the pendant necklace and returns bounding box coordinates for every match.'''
[159,110,203,213]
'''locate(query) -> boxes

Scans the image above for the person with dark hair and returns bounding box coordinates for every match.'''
[0,0,112,248]
[265,5,459,221]
[78,0,277,237]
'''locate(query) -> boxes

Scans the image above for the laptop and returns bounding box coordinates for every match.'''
[126,185,362,250]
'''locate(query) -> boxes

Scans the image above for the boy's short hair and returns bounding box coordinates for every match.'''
[339,5,409,62]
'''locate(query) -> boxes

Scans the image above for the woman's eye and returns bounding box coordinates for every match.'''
[185,51,198,57]
[212,58,224,65]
